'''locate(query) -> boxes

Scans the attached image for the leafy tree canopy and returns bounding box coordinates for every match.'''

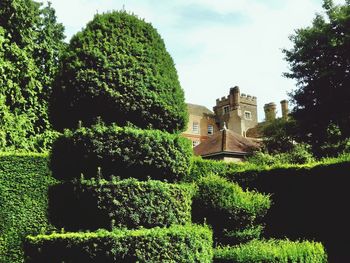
[50,11,188,133]
[284,0,350,155]
[0,0,65,151]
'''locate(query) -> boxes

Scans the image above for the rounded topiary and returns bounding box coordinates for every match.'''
[50,11,188,133]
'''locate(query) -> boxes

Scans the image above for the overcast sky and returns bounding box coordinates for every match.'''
[40,0,345,121]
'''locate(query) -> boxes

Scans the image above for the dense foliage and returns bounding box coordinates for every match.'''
[50,123,192,182]
[0,0,65,151]
[189,155,350,261]
[50,11,188,133]
[24,225,213,263]
[50,178,195,231]
[0,153,56,263]
[214,239,327,263]
[193,175,271,244]
[284,0,350,156]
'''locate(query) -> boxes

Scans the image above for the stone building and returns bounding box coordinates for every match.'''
[182,103,219,147]
[213,86,258,137]
[182,86,258,148]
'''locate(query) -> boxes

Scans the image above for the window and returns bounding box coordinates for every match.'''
[223,106,230,114]
[208,125,214,135]
[192,122,199,134]
[244,111,252,120]
[192,140,200,147]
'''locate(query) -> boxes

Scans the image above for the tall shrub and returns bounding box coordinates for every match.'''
[50,11,188,133]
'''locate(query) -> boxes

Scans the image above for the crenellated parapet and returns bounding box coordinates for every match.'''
[240,93,257,106]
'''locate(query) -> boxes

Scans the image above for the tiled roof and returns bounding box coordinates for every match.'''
[193,129,259,156]
[187,103,214,117]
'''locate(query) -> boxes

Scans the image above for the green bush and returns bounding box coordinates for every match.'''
[185,156,233,182]
[50,11,188,133]
[0,153,56,263]
[192,175,271,245]
[50,178,195,230]
[214,239,327,263]
[50,123,192,182]
[24,225,213,263]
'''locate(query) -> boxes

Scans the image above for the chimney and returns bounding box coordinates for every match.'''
[280,100,289,120]
[229,86,240,109]
[264,102,277,122]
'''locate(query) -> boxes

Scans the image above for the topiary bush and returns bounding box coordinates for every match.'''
[192,175,271,245]
[49,178,195,231]
[214,239,327,263]
[24,225,213,263]
[50,11,188,133]
[50,123,192,182]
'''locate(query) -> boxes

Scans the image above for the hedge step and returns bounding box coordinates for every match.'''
[213,239,327,263]
[49,178,195,230]
[25,225,213,263]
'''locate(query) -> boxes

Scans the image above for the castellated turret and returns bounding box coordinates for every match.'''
[280,100,289,120]
[213,86,258,136]
[264,102,277,122]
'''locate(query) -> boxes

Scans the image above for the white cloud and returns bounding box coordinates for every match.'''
[39,0,346,121]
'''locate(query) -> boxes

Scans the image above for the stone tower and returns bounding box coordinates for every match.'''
[264,102,277,122]
[213,86,258,136]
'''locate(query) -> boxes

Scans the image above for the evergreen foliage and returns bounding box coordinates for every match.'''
[24,225,213,263]
[214,239,327,263]
[0,153,56,263]
[193,175,271,244]
[50,11,188,133]
[50,123,192,182]
[0,0,65,151]
[49,178,195,231]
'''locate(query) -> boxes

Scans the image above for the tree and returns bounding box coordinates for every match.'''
[262,118,297,154]
[0,0,65,151]
[50,11,188,133]
[284,0,350,155]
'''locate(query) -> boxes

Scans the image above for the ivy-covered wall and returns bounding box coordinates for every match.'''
[0,153,56,263]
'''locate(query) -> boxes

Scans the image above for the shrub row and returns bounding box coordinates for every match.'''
[189,156,350,261]
[50,123,193,182]
[0,153,56,263]
[192,175,271,245]
[49,178,195,230]
[214,239,327,263]
[25,225,213,263]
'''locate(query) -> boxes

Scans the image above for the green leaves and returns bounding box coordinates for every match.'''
[284,1,350,156]
[214,239,327,263]
[50,11,188,133]
[50,178,195,230]
[24,225,213,262]
[50,123,193,182]
[0,0,65,152]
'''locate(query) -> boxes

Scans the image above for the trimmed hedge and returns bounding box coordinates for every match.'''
[214,239,327,263]
[50,124,192,182]
[24,225,213,263]
[0,153,56,263]
[189,156,350,261]
[49,178,195,230]
[50,11,188,133]
[192,175,271,245]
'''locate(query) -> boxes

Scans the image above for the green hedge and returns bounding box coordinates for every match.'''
[25,225,213,263]
[0,153,56,263]
[192,175,271,245]
[190,156,350,261]
[214,239,327,263]
[50,124,192,182]
[50,178,195,230]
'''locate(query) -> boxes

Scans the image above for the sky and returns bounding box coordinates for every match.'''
[40,0,345,121]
